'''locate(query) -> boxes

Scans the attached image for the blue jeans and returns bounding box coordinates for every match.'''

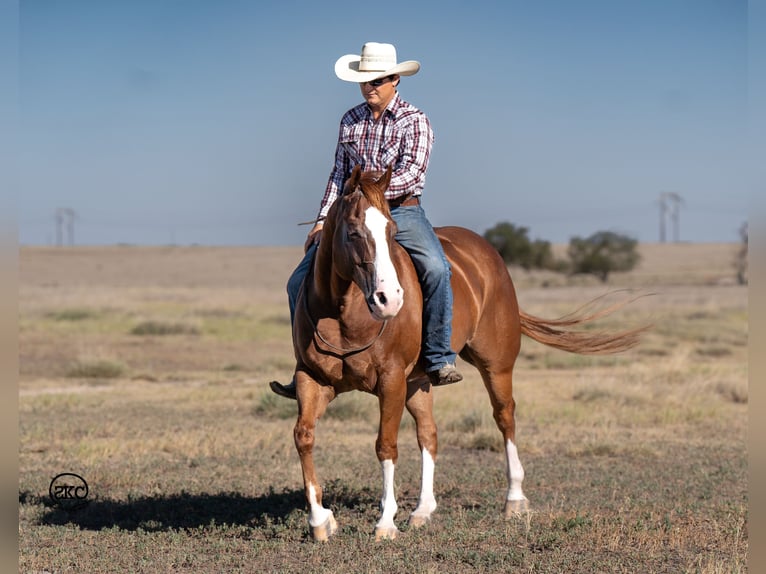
[286,203,456,372]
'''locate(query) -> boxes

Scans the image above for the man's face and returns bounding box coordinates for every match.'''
[359,75,399,109]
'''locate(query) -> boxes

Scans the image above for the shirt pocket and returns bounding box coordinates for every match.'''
[339,127,362,166]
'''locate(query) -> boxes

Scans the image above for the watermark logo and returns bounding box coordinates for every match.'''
[49,472,89,510]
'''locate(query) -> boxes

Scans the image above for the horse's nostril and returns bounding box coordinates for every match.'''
[377,292,388,306]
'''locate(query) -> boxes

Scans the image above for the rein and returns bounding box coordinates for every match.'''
[300,274,389,356]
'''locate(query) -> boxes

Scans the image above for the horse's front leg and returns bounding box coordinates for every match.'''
[294,370,337,541]
[405,381,438,528]
[374,372,407,540]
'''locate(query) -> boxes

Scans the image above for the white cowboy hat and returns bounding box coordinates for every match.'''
[335,42,420,83]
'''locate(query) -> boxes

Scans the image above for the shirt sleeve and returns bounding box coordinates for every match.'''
[385,111,434,199]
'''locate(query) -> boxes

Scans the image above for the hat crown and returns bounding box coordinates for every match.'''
[358,42,397,72]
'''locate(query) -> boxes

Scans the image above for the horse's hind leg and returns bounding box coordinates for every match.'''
[477,364,529,517]
[405,381,438,528]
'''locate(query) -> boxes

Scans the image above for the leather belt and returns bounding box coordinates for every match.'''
[389,195,421,208]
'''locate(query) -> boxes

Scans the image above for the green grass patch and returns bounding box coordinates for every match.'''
[567,442,621,457]
[46,307,101,321]
[541,353,605,370]
[252,392,298,420]
[22,307,135,337]
[466,431,503,451]
[131,320,201,336]
[553,512,593,532]
[324,393,376,421]
[636,346,670,357]
[198,312,291,342]
[695,345,733,358]
[65,359,126,378]
[572,387,614,403]
[445,410,498,434]
[221,363,245,372]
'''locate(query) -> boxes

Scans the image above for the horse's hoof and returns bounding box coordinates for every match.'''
[408,513,431,529]
[311,514,338,542]
[504,498,530,519]
[374,525,399,541]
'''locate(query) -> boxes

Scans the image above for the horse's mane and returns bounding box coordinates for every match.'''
[356,170,392,217]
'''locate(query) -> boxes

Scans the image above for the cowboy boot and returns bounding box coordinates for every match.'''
[269,379,297,400]
[427,363,463,386]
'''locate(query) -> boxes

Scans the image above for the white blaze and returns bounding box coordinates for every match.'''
[364,206,404,317]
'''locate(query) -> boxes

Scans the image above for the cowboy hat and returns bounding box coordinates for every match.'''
[335,42,420,83]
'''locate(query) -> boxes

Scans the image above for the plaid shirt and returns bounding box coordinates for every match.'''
[317,92,434,220]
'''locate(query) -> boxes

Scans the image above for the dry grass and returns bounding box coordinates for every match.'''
[18,244,747,573]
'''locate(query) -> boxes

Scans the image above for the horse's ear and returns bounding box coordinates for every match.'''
[380,165,393,190]
[344,165,362,196]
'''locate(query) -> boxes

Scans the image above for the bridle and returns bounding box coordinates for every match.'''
[299,264,389,357]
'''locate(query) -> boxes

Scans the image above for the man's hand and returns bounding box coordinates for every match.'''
[304,221,324,252]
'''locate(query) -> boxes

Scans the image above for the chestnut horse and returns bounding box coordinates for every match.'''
[288,165,643,541]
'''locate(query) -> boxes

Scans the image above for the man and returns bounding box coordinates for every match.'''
[270,42,462,400]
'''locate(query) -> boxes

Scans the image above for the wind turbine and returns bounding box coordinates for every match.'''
[55,208,77,246]
[659,192,683,243]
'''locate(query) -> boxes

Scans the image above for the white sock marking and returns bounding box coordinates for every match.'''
[377,459,398,531]
[413,448,437,518]
[505,439,527,502]
[307,483,333,527]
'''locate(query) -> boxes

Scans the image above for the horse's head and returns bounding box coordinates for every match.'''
[333,165,404,320]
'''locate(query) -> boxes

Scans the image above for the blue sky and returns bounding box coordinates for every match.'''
[15,0,758,246]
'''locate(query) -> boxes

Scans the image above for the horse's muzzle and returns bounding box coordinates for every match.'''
[368,287,404,320]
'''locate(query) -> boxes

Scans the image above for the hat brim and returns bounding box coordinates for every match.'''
[334,54,420,83]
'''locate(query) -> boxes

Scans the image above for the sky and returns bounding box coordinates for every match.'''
[12,0,762,246]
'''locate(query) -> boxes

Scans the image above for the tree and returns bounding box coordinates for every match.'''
[483,221,554,270]
[568,231,640,282]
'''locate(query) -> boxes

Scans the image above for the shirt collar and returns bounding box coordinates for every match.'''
[366,91,401,120]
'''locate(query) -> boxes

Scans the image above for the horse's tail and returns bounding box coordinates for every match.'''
[518,292,651,355]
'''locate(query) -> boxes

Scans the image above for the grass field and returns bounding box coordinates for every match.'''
[19,243,747,573]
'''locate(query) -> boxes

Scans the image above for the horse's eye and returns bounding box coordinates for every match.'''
[347,229,362,240]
